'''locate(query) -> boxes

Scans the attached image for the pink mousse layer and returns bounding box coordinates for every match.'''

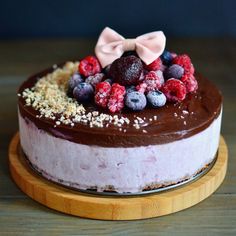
[18,110,222,193]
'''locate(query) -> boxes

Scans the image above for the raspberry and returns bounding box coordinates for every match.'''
[161,79,187,102]
[79,56,101,77]
[107,83,126,113]
[136,83,147,93]
[95,82,111,108]
[144,57,162,71]
[172,54,194,75]
[181,74,198,93]
[136,71,163,93]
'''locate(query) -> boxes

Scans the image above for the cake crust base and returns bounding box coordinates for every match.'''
[9,132,227,220]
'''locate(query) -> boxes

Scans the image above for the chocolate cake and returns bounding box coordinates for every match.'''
[17,28,222,194]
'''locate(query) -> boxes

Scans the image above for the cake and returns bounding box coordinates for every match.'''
[17,27,222,194]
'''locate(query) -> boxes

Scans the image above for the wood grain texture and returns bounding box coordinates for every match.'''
[1,38,236,234]
[8,133,228,220]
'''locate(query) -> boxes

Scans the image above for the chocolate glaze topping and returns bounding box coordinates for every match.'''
[18,65,222,147]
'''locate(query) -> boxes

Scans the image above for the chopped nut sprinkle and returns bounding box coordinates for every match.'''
[20,62,136,129]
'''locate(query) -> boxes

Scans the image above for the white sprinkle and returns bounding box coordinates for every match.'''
[183,110,189,115]
[180,115,184,119]
[142,130,147,133]
[183,121,187,125]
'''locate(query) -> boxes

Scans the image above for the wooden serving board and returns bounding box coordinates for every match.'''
[9,133,228,220]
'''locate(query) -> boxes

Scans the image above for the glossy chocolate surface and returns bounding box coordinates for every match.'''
[18,64,222,147]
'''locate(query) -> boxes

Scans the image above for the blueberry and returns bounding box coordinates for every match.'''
[68,73,84,96]
[73,82,94,102]
[161,50,173,65]
[126,85,136,94]
[146,90,166,108]
[125,91,147,111]
[164,64,184,79]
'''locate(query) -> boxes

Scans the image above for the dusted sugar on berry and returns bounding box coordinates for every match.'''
[125,91,147,111]
[95,82,111,108]
[73,82,94,102]
[144,57,162,71]
[136,71,164,93]
[164,64,184,79]
[86,73,105,87]
[68,73,84,96]
[109,55,144,86]
[161,79,187,102]
[181,74,198,93]
[79,56,101,77]
[108,83,126,113]
[173,54,195,75]
[147,90,166,108]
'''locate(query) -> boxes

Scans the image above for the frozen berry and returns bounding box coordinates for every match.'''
[95,82,111,108]
[109,55,143,86]
[147,90,167,108]
[108,83,126,113]
[144,57,162,71]
[173,54,194,75]
[73,82,94,102]
[67,73,84,96]
[125,91,147,111]
[181,74,198,93]
[155,70,165,84]
[86,73,105,87]
[164,64,184,79]
[136,71,163,93]
[161,79,187,102]
[136,83,147,93]
[79,56,101,77]
[161,50,173,65]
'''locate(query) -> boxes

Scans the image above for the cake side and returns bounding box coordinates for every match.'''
[19,109,221,193]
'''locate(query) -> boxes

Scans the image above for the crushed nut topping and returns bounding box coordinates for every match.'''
[20,62,134,129]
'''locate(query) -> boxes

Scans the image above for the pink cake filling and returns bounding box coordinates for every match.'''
[18,109,222,193]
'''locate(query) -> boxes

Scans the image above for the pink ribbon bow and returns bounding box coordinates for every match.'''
[95,27,166,68]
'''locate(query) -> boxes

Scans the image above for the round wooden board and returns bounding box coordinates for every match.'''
[9,133,228,220]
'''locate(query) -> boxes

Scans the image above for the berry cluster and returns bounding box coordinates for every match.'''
[68,50,198,113]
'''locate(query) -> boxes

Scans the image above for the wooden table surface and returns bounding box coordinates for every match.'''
[0,38,236,235]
